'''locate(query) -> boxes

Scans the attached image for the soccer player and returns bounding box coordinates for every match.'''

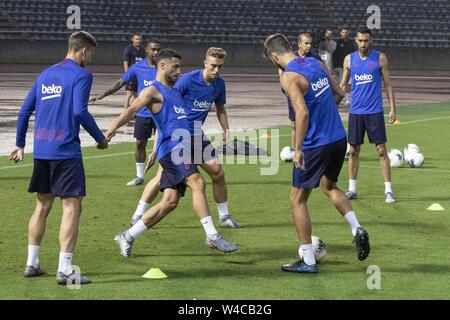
[263,34,370,273]
[129,47,243,228]
[9,31,108,285]
[340,26,397,203]
[122,33,146,109]
[90,39,161,186]
[105,49,237,257]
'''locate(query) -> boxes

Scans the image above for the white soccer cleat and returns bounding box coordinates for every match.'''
[385,192,396,204]
[114,232,134,257]
[126,177,144,186]
[219,215,244,228]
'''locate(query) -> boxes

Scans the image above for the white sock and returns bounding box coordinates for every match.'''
[27,245,40,268]
[126,220,148,241]
[384,182,393,195]
[200,216,219,238]
[133,200,150,220]
[136,163,145,179]
[300,244,316,266]
[216,202,229,219]
[349,179,357,193]
[58,252,73,275]
[344,211,361,236]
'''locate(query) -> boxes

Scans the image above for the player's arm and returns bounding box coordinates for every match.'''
[319,61,344,104]
[10,82,37,163]
[89,78,127,103]
[380,53,396,124]
[106,86,158,141]
[215,104,230,146]
[145,128,158,173]
[123,61,129,72]
[340,54,351,91]
[123,47,130,72]
[280,72,309,169]
[73,72,108,149]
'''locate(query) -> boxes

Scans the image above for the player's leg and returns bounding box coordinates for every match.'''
[128,116,153,186]
[130,164,163,225]
[347,113,365,199]
[200,160,243,228]
[186,172,237,253]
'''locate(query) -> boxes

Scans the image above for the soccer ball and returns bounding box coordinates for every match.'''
[406,152,424,167]
[388,149,403,168]
[299,235,327,262]
[404,143,420,156]
[280,146,295,161]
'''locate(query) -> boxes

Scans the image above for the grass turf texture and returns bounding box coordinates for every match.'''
[0,102,449,299]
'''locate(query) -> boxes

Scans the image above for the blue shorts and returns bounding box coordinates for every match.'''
[159,150,199,197]
[134,116,155,140]
[293,138,347,189]
[190,134,217,164]
[28,158,86,197]
[348,112,387,145]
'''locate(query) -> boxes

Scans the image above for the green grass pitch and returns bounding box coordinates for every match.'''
[0,102,449,299]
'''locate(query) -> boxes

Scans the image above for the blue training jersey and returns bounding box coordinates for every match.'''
[121,58,157,118]
[284,57,346,150]
[350,49,383,114]
[15,58,105,160]
[174,69,226,135]
[150,81,190,159]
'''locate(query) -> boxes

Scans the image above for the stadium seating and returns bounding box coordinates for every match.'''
[0,0,448,48]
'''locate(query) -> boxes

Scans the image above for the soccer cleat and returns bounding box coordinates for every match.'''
[385,192,395,204]
[205,234,238,253]
[24,265,46,277]
[346,191,358,200]
[114,232,134,258]
[353,227,370,261]
[126,177,144,186]
[130,214,142,226]
[281,260,319,273]
[56,270,91,285]
[219,215,244,228]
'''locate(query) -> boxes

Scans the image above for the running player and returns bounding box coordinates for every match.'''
[9,31,108,285]
[340,26,397,203]
[129,47,243,228]
[263,34,370,273]
[105,49,237,257]
[90,39,161,186]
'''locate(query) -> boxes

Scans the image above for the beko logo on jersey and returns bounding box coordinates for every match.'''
[354,73,373,81]
[311,77,330,97]
[41,84,62,100]
[193,99,212,111]
[174,105,187,119]
[143,79,154,87]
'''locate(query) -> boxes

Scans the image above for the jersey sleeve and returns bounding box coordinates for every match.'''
[73,72,105,142]
[16,81,37,148]
[123,46,131,62]
[120,64,136,84]
[173,73,190,96]
[215,79,226,106]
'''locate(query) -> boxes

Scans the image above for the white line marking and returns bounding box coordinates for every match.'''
[314,84,330,97]
[355,80,373,85]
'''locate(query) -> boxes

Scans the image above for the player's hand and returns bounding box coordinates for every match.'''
[388,111,396,124]
[9,146,24,164]
[105,129,116,142]
[89,94,103,104]
[145,152,157,173]
[293,150,305,170]
[96,138,108,150]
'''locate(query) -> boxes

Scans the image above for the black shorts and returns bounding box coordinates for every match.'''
[125,79,138,92]
[348,112,387,145]
[190,134,217,165]
[134,116,156,140]
[293,138,346,189]
[159,150,199,197]
[28,158,86,197]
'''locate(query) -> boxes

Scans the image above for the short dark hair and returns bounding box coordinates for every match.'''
[68,31,96,52]
[339,24,350,32]
[147,38,161,46]
[297,32,312,43]
[263,33,292,59]
[155,48,182,64]
[131,33,142,38]
[324,26,333,33]
[357,26,372,36]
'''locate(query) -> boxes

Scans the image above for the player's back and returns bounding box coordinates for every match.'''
[284,57,346,150]
[32,58,91,159]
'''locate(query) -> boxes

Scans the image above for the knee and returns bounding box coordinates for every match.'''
[163,198,178,211]
[136,140,147,150]
[349,146,359,157]
[210,168,225,183]
[376,145,387,158]
[190,175,206,192]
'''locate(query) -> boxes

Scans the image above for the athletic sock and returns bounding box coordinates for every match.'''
[136,163,145,179]
[132,200,150,221]
[216,202,229,219]
[344,211,361,236]
[200,216,219,239]
[384,182,393,195]
[27,245,40,268]
[349,179,357,193]
[58,252,73,275]
[126,220,148,242]
[300,244,316,266]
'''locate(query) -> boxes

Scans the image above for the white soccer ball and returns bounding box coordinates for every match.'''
[388,149,403,168]
[299,235,327,262]
[406,152,424,167]
[280,146,295,161]
[404,143,420,156]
